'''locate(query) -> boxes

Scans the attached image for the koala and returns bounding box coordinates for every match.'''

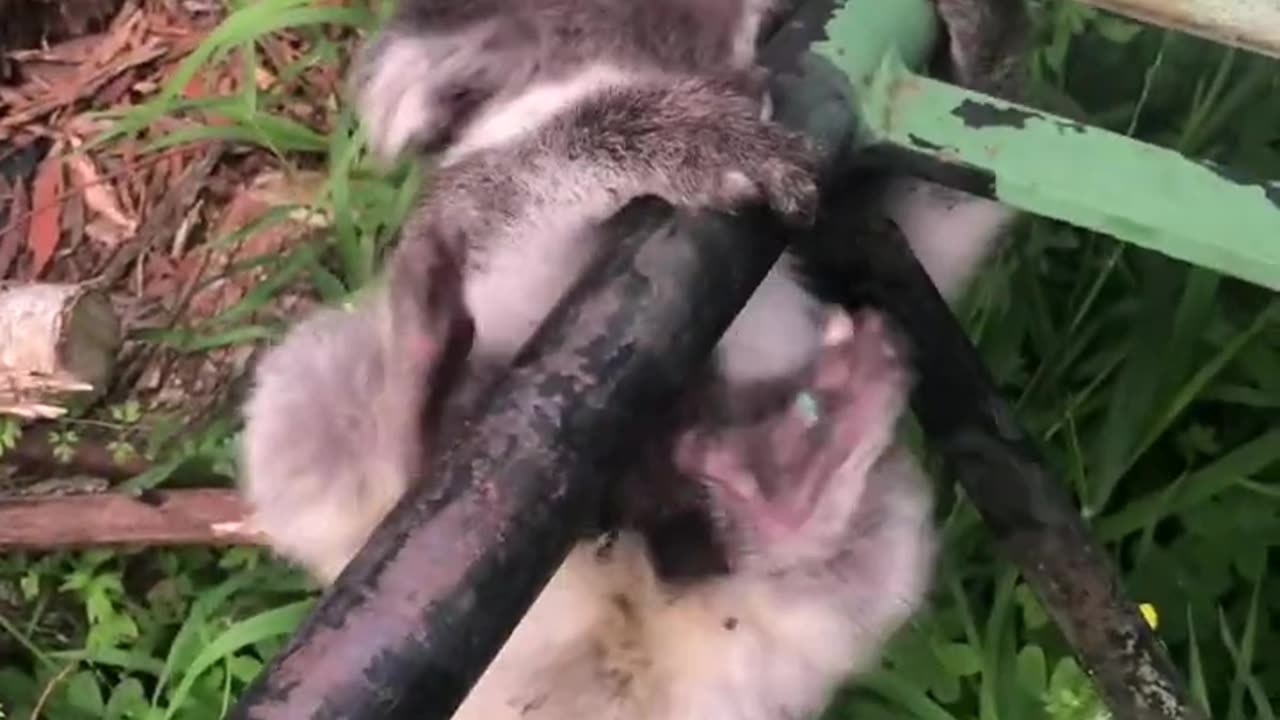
[243,0,823,584]
[238,0,1027,714]
[239,0,1026,576]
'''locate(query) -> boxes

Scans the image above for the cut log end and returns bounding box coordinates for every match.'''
[0,282,121,418]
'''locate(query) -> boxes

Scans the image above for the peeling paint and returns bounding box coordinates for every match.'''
[952,98,1039,129]
[951,99,1087,134]
[906,132,946,152]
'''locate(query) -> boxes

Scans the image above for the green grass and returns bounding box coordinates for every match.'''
[1,0,1278,718]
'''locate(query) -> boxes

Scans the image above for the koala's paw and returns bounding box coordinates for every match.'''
[697,119,819,226]
[656,80,821,225]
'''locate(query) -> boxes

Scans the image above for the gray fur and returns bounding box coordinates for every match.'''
[352,0,789,162]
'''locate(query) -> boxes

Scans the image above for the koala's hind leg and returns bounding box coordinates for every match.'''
[674,309,914,567]
[238,239,474,584]
[881,0,1031,300]
[416,74,820,254]
[933,0,1029,97]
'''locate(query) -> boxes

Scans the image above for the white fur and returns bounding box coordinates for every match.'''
[732,0,777,66]
[464,210,606,360]
[454,449,935,720]
[356,33,460,162]
[883,177,1016,300]
[716,259,822,384]
[445,64,638,163]
[460,161,822,386]
[240,292,423,583]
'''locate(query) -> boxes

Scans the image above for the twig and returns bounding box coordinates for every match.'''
[4,420,151,480]
[28,661,75,720]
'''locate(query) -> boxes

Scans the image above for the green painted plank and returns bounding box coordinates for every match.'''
[807,0,1280,290]
[861,58,1280,291]
[810,0,937,82]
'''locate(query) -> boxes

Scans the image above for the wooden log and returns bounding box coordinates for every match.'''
[0,282,120,418]
[0,488,264,548]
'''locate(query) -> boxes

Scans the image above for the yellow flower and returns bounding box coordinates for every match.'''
[1139,603,1159,630]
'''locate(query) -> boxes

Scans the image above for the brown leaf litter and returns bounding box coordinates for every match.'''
[1,0,357,485]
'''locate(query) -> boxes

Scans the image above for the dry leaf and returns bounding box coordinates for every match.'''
[26,153,66,279]
[9,33,106,64]
[66,153,138,246]
[85,217,132,247]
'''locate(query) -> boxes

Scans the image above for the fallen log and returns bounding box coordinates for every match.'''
[0,487,261,548]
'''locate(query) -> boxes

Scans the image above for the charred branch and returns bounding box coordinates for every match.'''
[800,172,1202,720]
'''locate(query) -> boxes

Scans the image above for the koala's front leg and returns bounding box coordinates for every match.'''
[414,74,820,254]
[238,237,475,584]
[879,0,1031,301]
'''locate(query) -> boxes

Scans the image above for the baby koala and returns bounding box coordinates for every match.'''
[238,0,1026,712]
[246,235,935,717]
[239,0,1026,581]
[242,0,823,585]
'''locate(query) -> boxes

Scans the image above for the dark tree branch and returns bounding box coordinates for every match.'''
[800,173,1202,720]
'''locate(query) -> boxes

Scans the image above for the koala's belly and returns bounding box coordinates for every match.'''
[464,221,603,361]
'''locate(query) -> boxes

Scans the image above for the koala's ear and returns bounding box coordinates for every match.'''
[350,32,443,162]
[349,18,534,163]
[349,30,485,162]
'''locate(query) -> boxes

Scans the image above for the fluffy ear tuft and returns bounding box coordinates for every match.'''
[351,26,515,163]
